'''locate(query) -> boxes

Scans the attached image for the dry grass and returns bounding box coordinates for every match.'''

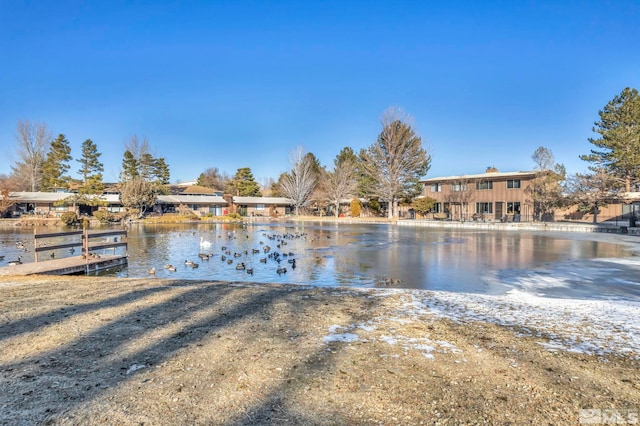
[0,275,638,425]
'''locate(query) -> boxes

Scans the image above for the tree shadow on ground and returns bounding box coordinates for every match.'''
[0,278,375,425]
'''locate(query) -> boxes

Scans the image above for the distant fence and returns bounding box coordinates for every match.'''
[33,228,128,262]
[411,212,637,226]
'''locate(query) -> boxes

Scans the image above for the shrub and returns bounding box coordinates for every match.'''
[93,210,112,223]
[126,208,141,219]
[369,198,381,215]
[350,198,362,217]
[411,197,437,217]
[60,212,78,226]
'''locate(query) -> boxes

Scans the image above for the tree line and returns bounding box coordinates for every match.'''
[196,107,431,219]
[539,87,640,225]
[1,89,639,220]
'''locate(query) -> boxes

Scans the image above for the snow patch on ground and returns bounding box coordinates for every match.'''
[408,288,640,358]
[323,325,359,343]
[326,274,640,359]
[323,315,463,361]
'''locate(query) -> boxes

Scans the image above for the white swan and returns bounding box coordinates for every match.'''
[200,236,212,248]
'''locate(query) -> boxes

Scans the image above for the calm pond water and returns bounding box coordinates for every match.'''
[1,221,639,300]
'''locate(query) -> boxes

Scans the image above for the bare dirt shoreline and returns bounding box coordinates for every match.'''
[0,275,638,425]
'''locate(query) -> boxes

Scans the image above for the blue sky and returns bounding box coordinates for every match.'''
[1,1,639,185]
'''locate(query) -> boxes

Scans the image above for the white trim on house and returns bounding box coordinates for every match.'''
[421,171,537,183]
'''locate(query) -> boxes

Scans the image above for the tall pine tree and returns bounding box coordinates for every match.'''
[580,87,640,192]
[120,150,139,182]
[228,167,262,196]
[41,134,72,192]
[77,139,104,194]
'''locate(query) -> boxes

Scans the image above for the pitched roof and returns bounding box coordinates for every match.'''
[8,191,123,204]
[157,194,228,205]
[233,196,293,205]
[8,192,71,202]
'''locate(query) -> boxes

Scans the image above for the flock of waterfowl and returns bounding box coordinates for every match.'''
[148,231,308,278]
[1,239,28,266]
[0,238,88,267]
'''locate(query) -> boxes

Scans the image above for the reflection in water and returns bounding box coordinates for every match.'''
[1,222,638,299]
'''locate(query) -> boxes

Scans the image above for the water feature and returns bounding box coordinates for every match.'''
[1,221,639,300]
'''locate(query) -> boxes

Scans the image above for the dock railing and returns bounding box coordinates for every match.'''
[34,228,128,262]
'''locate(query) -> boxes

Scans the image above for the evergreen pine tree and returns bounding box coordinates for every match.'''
[580,87,640,192]
[77,139,104,194]
[121,150,139,182]
[42,134,72,191]
[230,167,262,196]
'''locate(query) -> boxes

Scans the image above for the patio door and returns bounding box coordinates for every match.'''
[495,202,503,221]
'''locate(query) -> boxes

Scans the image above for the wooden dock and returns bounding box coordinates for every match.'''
[0,227,128,276]
[0,254,128,276]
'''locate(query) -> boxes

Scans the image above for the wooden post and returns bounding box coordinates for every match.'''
[34,228,39,263]
[83,226,89,263]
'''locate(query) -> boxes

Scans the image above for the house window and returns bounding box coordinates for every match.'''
[506,202,521,214]
[476,181,493,190]
[430,203,442,213]
[255,204,265,211]
[476,202,493,214]
[507,179,521,189]
[451,183,467,192]
[430,183,442,193]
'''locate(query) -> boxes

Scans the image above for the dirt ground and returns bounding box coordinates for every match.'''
[0,275,638,425]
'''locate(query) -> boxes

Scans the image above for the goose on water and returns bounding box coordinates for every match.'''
[7,256,22,266]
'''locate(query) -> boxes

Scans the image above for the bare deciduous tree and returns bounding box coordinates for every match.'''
[361,107,431,218]
[443,179,475,220]
[322,156,358,218]
[527,146,566,221]
[0,174,16,217]
[566,168,620,223]
[279,147,318,215]
[12,119,51,191]
[197,167,229,191]
[125,135,151,161]
[119,176,157,217]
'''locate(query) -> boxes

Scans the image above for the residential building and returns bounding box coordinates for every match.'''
[4,192,77,218]
[2,187,294,219]
[232,196,294,217]
[420,168,537,222]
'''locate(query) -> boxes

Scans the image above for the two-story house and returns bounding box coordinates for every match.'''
[420,168,536,222]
